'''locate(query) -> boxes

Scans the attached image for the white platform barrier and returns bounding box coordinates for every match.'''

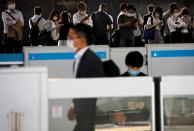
[1,67,194,131]
[0,67,48,131]
[147,44,194,76]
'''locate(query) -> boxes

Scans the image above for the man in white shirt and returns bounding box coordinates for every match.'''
[2,0,24,53]
[73,2,93,27]
[29,6,46,46]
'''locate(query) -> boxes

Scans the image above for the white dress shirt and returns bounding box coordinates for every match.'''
[167,16,187,33]
[73,47,89,76]
[2,9,24,34]
[29,15,46,31]
[73,12,93,27]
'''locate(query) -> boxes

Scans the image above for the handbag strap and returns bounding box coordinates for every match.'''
[4,11,16,20]
[189,18,193,29]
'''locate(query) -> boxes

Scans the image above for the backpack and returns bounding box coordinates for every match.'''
[29,18,41,45]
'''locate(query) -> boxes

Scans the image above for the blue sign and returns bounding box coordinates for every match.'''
[0,53,24,62]
[29,51,107,61]
[152,50,194,58]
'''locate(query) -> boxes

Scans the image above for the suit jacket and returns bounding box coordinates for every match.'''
[76,49,105,78]
[121,71,147,77]
[73,48,105,131]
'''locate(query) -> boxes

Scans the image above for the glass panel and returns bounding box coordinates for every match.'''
[164,96,194,131]
[49,97,152,131]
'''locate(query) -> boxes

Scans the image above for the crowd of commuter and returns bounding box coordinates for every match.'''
[1,0,194,53]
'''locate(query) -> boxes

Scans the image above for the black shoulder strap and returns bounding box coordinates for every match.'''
[4,11,16,20]
[189,18,193,29]
[30,19,35,27]
[35,17,42,26]
[30,17,42,27]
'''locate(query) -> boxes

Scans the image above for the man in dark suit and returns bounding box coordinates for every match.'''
[67,23,105,131]
[121,51,147,77]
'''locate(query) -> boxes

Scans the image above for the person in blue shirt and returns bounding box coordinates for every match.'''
[122,51,147,76]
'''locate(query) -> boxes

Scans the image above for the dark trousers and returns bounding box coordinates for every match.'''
[73,98,97,131]
[46,39,57,46]
[120,38,134,47]
[182,33,192,43]
[170,31,183,43]
[163,35,171,44]
[134,36,144,47]
[94,34,109,45]
[2,35,22,53]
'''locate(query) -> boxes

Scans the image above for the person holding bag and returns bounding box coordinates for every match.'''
[2,0,24,53]
[145,7,164,44]
[43,9,60,46]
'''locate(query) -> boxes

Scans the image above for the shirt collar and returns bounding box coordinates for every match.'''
[74,47,89,60]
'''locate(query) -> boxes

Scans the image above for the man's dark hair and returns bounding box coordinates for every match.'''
[125,51,144,68]
[6,0,15,4]
[34,6,42,15]
[78,1,87,10]
[147,4,154,12]
[169,3,178,11]
[71,23,94,45]
[100,3,107,10]
[127,5,135,11]
[120,3,128,11]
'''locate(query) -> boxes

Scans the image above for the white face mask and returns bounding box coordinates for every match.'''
[67,40,77,52]
[155,13,160,18]
[8,3,16,10]
[174,13,179,17]
[128,13,136,17]
[80,11,86,15]
[53,16,58,21]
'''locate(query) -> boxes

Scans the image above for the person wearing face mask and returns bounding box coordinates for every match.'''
[67,23,105,131]
[73,2,93,27]
[2,0,24,53]
[127,5,144,47]
[121,51,146,77]
[167,8,187,43]
[44,9,60,46]
[179,7,193,43]
[163,3,178,43]
[117,3,137,47]
[29,6,46,46]
[145,7,164,44]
